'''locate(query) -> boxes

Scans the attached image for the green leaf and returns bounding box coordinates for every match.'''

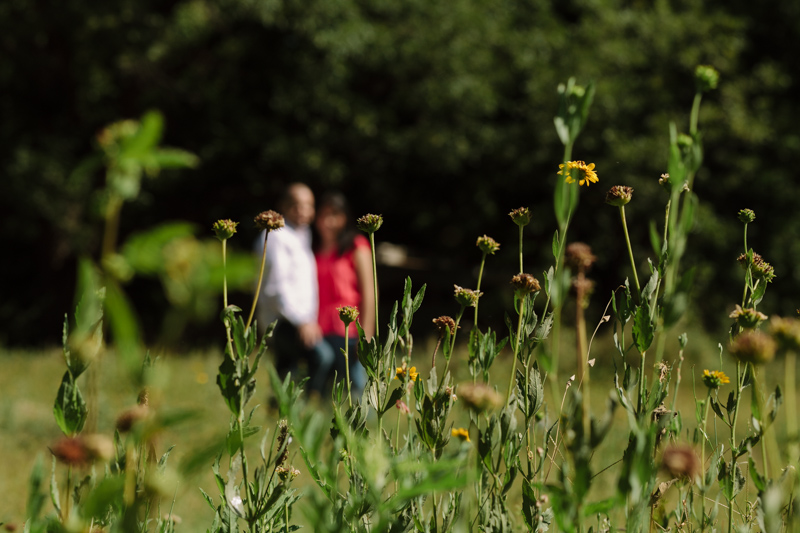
[53,372,87,436]
[631,305,654,354]
[552,230,560,261]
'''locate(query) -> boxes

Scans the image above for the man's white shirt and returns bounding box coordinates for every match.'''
[255,223,318,327]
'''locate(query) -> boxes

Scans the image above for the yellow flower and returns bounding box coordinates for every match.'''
[451,427,470,442]
[702,369,730,389]
[558,160,599,187]
[394,363,418,382]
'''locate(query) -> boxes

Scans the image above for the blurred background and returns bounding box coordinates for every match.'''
[2,0,800,349]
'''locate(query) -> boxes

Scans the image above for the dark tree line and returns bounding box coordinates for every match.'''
[2,0,799,346]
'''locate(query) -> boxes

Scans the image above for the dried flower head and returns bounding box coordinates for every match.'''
[356,213,383,233]
[729,305,768,329]
[115,405,149,432]
[737,252,776,283]
[476,235,500,255]
[509,207,531,227]
[459,383,503,413]
[565,242,596,273]
[254,210,285,232]
[394,362,418,382]
[510,273,541,296]
[50,434,114,466]
[137,387,150,407]
[558,160,599,187]
[454,285,482,308]
[695,65,720,93]
[729,330,776,365]
[395,400,411,414]
[451,427,470,442]
[770,316,800,353]
[702,370,730,389]
[432,316,457,335]
[445,385,457,402]
[659,173,670,188]
[213,219,239,241]
[605,185,634,207]
[737,209,756,224]
[337,306,359,327]
[661,444,701,481]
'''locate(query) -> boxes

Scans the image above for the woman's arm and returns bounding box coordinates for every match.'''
[353,246,376,339]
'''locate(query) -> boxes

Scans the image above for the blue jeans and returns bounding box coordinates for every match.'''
[324,335,368,399]
[272,320,335,395]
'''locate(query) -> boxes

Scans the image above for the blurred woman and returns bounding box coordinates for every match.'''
[314,192,375,396]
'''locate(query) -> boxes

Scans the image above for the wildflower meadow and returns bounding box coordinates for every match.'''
[4,66,800,533]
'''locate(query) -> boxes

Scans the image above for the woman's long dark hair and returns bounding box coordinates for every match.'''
[313,191,358,256]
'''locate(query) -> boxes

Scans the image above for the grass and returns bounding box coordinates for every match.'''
[3,315,793,530]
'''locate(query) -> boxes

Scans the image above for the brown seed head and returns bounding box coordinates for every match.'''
[432,316,457,335]
[565,242,596,274]
[729,330,776,365]
[254,210,285,232]
[662,445,701,481]
[605,185,634,207]
[737,252,776,283]
[510,273,541,296]
[115,405,149,433]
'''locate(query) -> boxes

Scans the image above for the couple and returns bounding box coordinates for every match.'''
[255,183,374,398]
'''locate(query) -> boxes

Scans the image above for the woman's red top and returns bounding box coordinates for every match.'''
[316,234,370,337]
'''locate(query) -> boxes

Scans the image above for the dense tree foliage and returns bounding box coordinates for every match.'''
[2,0,799,345]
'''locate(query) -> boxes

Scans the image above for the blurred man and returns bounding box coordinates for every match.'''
[256,183,333,395]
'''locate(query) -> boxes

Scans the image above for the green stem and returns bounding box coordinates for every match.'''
[689,92,703,136]
[222,240,235,359]
[505,295,525,402]
[638,350,647,415]
[344,326,352,408]
[475,254,487,326]
[246,232,269,331]
[370,232,379,341]
[518,224,524,273]
[700,389,712,531]
[619,206,641,294]
[238,416,253,524]
[787,351,798,457]
[101,195,123,261]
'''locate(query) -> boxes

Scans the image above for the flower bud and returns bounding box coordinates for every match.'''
[454,285,482,308]
[459,383,503,413]
[254,210,285,232]
[695,65,719,93]
[476,235,500,255]
[395,400,410,414]
[729,305,767,329]
[509,207,531,227]
[605,185,633,207]
[337,306,359,327]
[356,213,383,233]
[213,219,238,241]
[729,330,776,365]
[770,316,800,353]
[737,209,756,224]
